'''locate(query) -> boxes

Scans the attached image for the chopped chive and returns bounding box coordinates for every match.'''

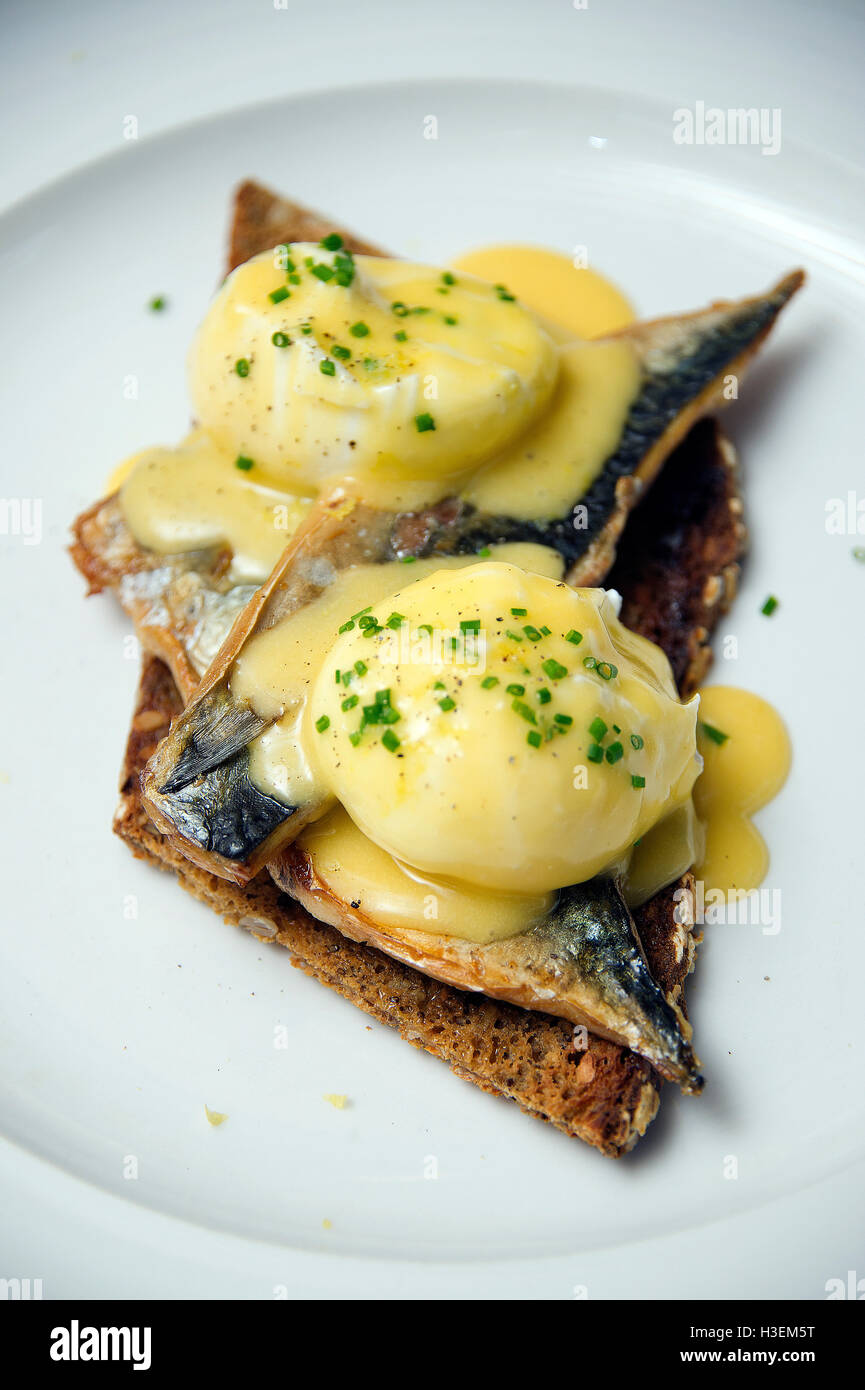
[596,662,618,681]
[481,676,499,689]
[612,724,621,735]
[414,412,436,433]
[433,681,446,690]
[441,271,456,285]
[512,699,536,724]
[349,321,370,338]
[382,729,400,753]
[540,625,551,636]
[438,696,456,712]
[700,721,730,746]
[631,774,646,789]
[352,606,372,620]
[319,233,343,251]
[386,612,406,630]
[301,323,313,334]
[288,273,301,285]
[589,717,607,742]
[605,741,624,764]
[526,730,543,749]
[148,295,166,311]
[341,670,352,687]
[477,546,491,558]
[349,732,361,747]
[460,618,481,633]
[391,301,410,317]
[443,315,458,325]
[332,345,351,360]
[399,554,416,563]
[537,688,552,705]
[334,670,341,685]
[271,331,291,347]
[234,358,250,377]
[554,713,573,727]
[311,263,334,283]
[342,695,359,711]
[510,607,527,617]
[761,595,779,616]
[354,661,367,676]
[523,625,542,641]
[565,629,583,645]
[320,359,336,376]
[582,656,597,670]
[630,733,644,750]
[506,683,525,697]
[587,742,603,763]
[418,623,433,635]
[338,620,355,634]
[541,658,568,681]
[315,715,330,733]
[234,455,254,471]
[410,305,431,315]
[268,286,290,304]
[394,330,408,342]
[505,629,523,642]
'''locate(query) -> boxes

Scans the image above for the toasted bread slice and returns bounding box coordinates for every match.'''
[101,183,749,1153]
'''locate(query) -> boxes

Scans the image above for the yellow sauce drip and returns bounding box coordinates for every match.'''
[463,340,641,521]
[451,244,635,340]
[299,805,554,944]
[119,428,315,582]
[693,686,791,894]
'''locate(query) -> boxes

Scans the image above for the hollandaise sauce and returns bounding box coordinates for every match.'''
[451,244,635,340]
[692,686,791,894]
[115,240,642,580]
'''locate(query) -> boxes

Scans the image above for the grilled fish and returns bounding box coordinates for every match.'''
[276,832,702,1092]
[142,272,802,878]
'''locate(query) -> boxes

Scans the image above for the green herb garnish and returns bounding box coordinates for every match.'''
[700,721,730,746]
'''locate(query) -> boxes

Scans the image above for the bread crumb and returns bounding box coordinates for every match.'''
[323,1093,348,1110]
[205,1104,228,1126]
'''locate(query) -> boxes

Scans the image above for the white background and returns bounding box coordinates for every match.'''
[1,0,864,1301]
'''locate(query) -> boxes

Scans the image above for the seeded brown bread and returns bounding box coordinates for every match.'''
[610,416,746,699]
[116,653,698,1158]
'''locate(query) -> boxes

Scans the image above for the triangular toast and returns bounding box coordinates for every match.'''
[88,183,749,1154]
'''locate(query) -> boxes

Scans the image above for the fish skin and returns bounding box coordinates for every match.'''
[141,273,802,878]
[275,846,702,1091]
[387,271,804,583]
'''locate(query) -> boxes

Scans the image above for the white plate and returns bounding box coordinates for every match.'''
[2,79,864,1293]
